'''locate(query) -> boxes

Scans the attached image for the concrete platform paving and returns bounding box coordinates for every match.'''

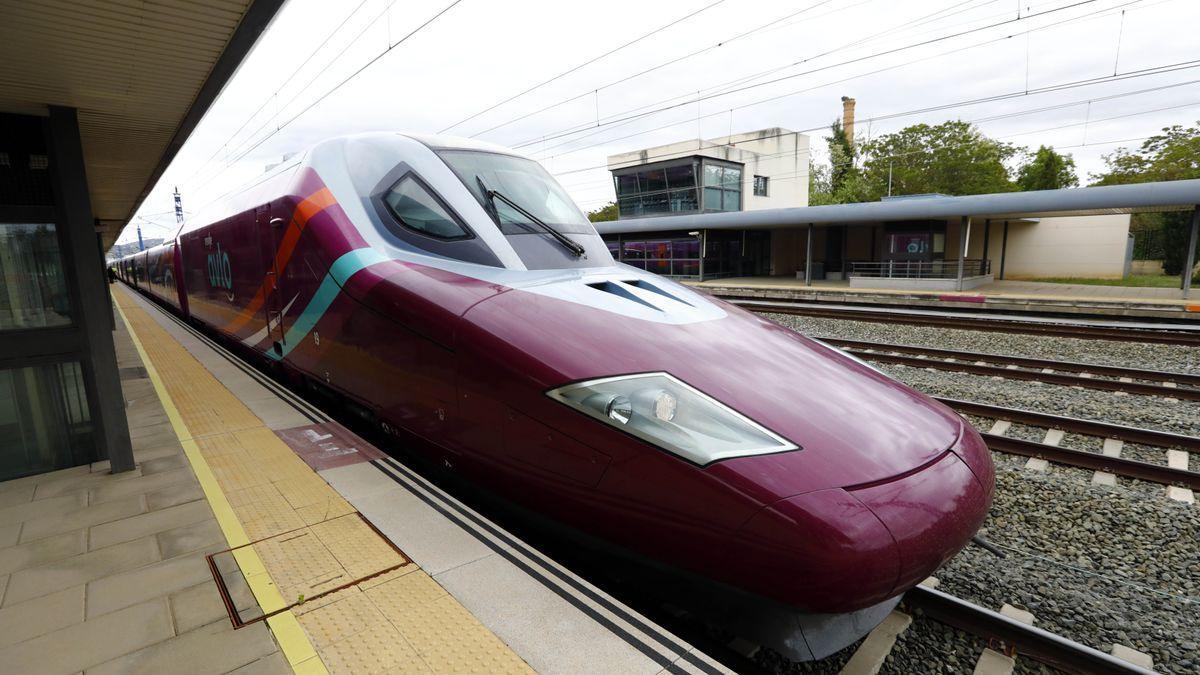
[0,299,287,674]
[9,283,726,675]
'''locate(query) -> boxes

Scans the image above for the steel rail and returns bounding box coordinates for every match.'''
[731,298,1200,345]
[938,397,1200,451]
[823,337,1200,388]
[904,586,1156,675]
[840,346,1200,402]
[980,432,1200,490]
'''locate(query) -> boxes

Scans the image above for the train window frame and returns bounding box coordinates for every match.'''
[366,163,503,268]
[382,172,471,241]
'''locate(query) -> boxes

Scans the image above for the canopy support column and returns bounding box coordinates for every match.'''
[981,219,991,274]
[957,216,971,291]
[1184,205,1199,299]
[1000,220,1009,280]
[805,223,813,287]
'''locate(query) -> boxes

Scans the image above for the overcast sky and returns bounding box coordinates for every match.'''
[118,0,1200,244]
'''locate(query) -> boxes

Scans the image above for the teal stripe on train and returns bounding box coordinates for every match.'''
[266,248,390,360]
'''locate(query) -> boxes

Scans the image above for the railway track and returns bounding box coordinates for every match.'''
[822,337,1200,401]
[932,397,1200,491]
[901,586,1156,675]
[730,297,1200,346]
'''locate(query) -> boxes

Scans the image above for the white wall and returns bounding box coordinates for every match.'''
[984,214,1131,279]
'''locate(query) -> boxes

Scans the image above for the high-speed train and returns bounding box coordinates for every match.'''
[115,133,992,660]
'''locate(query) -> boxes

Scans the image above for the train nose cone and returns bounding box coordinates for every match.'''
[732,488,901,613]
[732,435,991,614]
[848,449,991,595]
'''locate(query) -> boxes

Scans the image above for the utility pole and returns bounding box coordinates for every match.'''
[174,186,185,233]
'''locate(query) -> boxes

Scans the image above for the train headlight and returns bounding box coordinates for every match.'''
[547,373,798,466]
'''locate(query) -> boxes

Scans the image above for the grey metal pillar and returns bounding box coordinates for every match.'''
[805,223,813,287]
[1000,220,1009,280]
[1183,206,1198,298]
[981,219,991,273]
[956,216,971,291]
[48,106,134,473]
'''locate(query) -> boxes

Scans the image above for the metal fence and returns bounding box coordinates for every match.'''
[850,259,991,279]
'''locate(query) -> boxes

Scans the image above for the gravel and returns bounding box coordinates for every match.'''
[883,615,987,674]
[756,314,1200,673]
[765,314,1200,376]
[879,363,1200,439]
[932,458,1200,674]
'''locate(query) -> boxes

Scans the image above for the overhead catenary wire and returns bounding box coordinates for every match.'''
[560,83,1200,198]
[438,0,732,135]
[186,0,408,191]
[190,0,466,198]
[529,0,1167,163]
[506,0,1125,152]
[544,56,1200,180]
[463,0,842,139]
[180,0,374,190]
[500,0,1012,151]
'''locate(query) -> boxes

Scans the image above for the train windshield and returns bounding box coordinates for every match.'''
[438,150,593,235]
[437,149,611,269]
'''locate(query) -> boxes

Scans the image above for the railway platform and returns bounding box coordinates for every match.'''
[0,283,727,675]
[689,277,1200,320]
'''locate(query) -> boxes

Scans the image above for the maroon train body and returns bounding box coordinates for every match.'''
[115,133,992,660]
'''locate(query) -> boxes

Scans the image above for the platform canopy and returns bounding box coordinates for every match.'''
[594,178,1200,234]
[0,0,286,249]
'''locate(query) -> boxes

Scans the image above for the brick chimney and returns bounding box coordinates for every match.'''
[841,96,856,147]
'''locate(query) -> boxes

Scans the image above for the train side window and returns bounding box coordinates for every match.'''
[383,175,469,240]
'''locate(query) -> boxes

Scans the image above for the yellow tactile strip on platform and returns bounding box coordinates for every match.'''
[114,287,532,674]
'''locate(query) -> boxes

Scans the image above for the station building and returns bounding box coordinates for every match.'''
[602,127,1138,288]
[605,128,808,279]
[0,1,284,481]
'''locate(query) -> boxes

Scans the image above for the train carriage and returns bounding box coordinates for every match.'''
[117,133,993,661]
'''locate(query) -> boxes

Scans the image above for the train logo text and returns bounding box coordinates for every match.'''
[207,244,234,300]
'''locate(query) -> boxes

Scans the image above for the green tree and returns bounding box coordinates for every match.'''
[1016,145,1078,191]
[809,120,870,205]
[807,159,834,205]
[859,120,1017,198]
[586,201,618,223]
[827,119,858,195]
[1093,123,1200,276]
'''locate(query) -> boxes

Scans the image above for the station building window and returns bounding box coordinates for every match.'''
[702,163,741,211]
[604,230,769,280]
[0,360,93,481]
[753,175,768,196]
[613,157,743,219]
[607,235,701,277]
[0,223,72,330]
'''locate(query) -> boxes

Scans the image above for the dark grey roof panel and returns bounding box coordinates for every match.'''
[594,179,1200,234]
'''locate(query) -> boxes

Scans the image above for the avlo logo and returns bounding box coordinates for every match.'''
[207,243,234,300]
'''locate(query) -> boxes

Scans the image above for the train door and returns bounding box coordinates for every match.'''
[257,203,287,355]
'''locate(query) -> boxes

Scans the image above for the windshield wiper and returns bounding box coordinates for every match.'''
[476,176,586,258]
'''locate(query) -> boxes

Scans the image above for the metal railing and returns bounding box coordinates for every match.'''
[849,258,990,279]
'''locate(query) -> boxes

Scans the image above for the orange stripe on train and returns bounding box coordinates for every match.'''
[222,188,336,335]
